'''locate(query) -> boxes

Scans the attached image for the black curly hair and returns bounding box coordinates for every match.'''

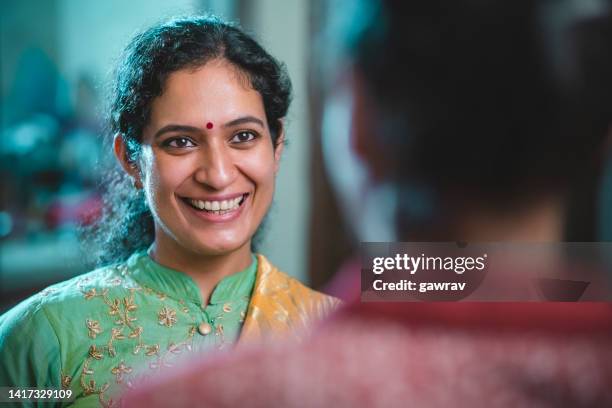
[83,15,292,266]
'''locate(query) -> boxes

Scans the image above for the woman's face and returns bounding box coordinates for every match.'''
[135,59,282,257]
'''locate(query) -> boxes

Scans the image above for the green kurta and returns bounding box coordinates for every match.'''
[0,250,257,407]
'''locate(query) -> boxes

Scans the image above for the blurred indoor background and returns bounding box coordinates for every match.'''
[3,0,612,312]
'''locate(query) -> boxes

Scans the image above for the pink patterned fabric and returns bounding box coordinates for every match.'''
[124,301,612,407]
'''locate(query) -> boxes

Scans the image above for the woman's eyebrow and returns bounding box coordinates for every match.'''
[154,124,201,139]
[223,115,264,128]
[153,116,264,138]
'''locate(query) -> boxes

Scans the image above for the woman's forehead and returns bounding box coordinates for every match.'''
[149,60,266,127]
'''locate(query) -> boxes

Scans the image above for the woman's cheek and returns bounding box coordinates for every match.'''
[142,152,184,212]
[240,146,276,184]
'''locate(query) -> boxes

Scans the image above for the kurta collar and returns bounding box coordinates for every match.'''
[126,251,257,306]
[209,256,257,305]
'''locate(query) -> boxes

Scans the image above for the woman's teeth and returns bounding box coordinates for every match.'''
[188,196,243,214]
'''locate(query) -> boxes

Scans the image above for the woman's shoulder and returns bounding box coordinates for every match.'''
[253,254,342,317]
[0,259,139,389]
[0,259,138,333]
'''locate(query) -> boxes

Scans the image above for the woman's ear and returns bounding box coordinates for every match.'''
[273,120,285,173]
[113,133,142,189]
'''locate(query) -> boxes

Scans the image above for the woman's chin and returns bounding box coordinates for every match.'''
[188,237,251,257]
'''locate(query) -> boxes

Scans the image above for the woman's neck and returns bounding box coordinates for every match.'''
[149,231,253,304]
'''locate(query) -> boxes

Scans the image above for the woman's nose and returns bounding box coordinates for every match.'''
[193,144,238,190]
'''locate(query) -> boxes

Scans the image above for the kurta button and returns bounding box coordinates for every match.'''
[198,322,212,335]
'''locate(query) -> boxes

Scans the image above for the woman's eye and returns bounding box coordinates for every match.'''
[230,131,257,144]
[164,137,196,148]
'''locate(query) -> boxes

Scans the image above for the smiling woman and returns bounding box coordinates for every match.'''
[0,16,340,407]
[130,60,282,270]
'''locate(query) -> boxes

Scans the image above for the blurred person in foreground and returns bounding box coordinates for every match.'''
[0,15,339,407]
[124,1,612,407]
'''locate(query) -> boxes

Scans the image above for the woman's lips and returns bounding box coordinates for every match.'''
[179,193,249,222]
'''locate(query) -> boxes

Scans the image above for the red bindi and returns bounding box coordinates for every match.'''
[206,122,213,129]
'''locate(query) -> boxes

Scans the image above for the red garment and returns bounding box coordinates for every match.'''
[123,299,612,407]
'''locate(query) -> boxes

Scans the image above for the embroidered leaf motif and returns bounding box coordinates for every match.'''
[84,289,97,300]
[123,297,137,312]
[111,328,126,340]
[109,299,120,316]
[86,319,102,339]
[167,342,181,354]
[111,361,133,384]
[157,307,177,327]
[128,326,143,338]
[61,374,72,388]
[145,344,160,356]
[89,345,104,360]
